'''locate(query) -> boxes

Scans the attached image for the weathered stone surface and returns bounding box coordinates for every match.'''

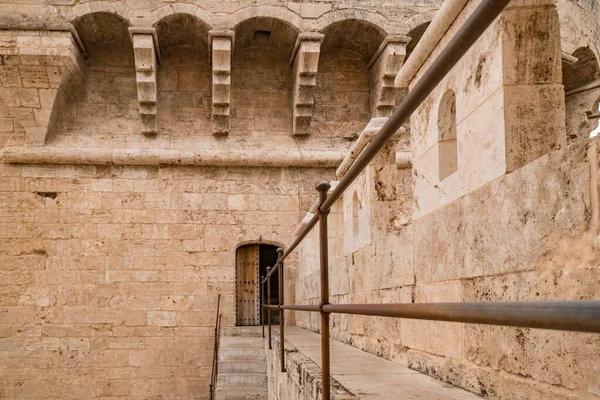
[414,140,591,283]
[1,1,600,400]
[131,28,159,136]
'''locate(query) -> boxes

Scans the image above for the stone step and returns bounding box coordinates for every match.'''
[219,360,266,374]
[221,326,263,337]
[215,386,268,400]
[220,347,266,361]
[218,373,267,388]
[220,336,264,349]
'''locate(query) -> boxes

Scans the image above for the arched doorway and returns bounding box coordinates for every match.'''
[235,244,280,326]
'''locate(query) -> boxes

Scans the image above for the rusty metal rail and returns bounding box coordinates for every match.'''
[208,294,222,400]
[258,0,600,399]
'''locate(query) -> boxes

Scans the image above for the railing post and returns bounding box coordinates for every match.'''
[209,293,221,400]
[277,247,286,372]
[267,266,272,350]
[316,180,331,400]
[261,276,265,338]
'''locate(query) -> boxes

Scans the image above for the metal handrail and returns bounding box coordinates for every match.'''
[208,294,221,400]
[257,1,600,400]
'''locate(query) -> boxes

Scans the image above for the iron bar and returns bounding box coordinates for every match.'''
[261,277,265,338]
[272,301,600,334]
[265,212,319,280]
[278,248,286,372]
[267,267,272,350]
[316,181,331,400]
[321,301,600,333]
[280,304,321,312]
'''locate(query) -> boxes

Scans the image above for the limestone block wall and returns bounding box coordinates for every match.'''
[295,1,600,399]
[411,0,566,219]
[0,160,332,398]
[297,138,600,399]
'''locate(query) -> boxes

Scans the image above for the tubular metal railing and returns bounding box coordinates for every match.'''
[259,1,600,399]
[208,294,222,400]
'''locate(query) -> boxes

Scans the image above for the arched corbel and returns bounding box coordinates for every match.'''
[209,29,234,136]
[289,32,324,136]
[129,27,161,136]
[368,35,409,117]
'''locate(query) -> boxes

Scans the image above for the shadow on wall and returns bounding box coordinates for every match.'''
[49,12,140,146]
[230,17,298,138]
[313,20,386,140]
[155,14,211,139]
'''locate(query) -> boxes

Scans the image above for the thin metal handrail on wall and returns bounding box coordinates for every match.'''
[208,294,222,400]
[259,1,600,400]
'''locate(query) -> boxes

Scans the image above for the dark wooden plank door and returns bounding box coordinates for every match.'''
[236,245,260,326]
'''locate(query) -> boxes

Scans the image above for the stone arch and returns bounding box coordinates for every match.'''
[315,9,390,35]
[51,12,139,145]
[563,46,600,139]
[73,12,134,66]
[401,10,437,34]
[563,46,600,92]
[234,239,286,252]
[230,16,299,136]
[154,13,213,138]
[150,4,214,29]
[403,11,436,61]
[228,6,303,32]
[71,1,134,25]
[311,19,387,137]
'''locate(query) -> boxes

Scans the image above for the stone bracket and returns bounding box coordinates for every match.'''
[210,30,234,136]
[368,36,408,117]
[129,27,160,136]
[290,33,324,137]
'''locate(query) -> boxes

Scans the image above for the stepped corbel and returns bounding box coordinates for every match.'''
[210,30,234,136]
[130,27,161,136]
[290,33,324,136]
[368,36,408,117]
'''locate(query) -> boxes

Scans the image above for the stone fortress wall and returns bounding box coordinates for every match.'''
[0,0,599,399]
[0,0,437,398]
[294,0,600,399]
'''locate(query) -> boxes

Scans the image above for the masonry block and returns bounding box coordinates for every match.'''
[290,33,323,136]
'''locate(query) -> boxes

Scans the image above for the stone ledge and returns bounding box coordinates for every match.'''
[1,147,346,167]
[267,330,358,400]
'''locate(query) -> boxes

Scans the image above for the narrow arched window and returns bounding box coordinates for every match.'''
[438,90,458,180]
[352,191,361,237]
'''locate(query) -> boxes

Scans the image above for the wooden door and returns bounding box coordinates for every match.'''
[236,245,260,326]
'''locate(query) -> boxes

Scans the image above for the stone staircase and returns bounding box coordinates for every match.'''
[216,327,268,400]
